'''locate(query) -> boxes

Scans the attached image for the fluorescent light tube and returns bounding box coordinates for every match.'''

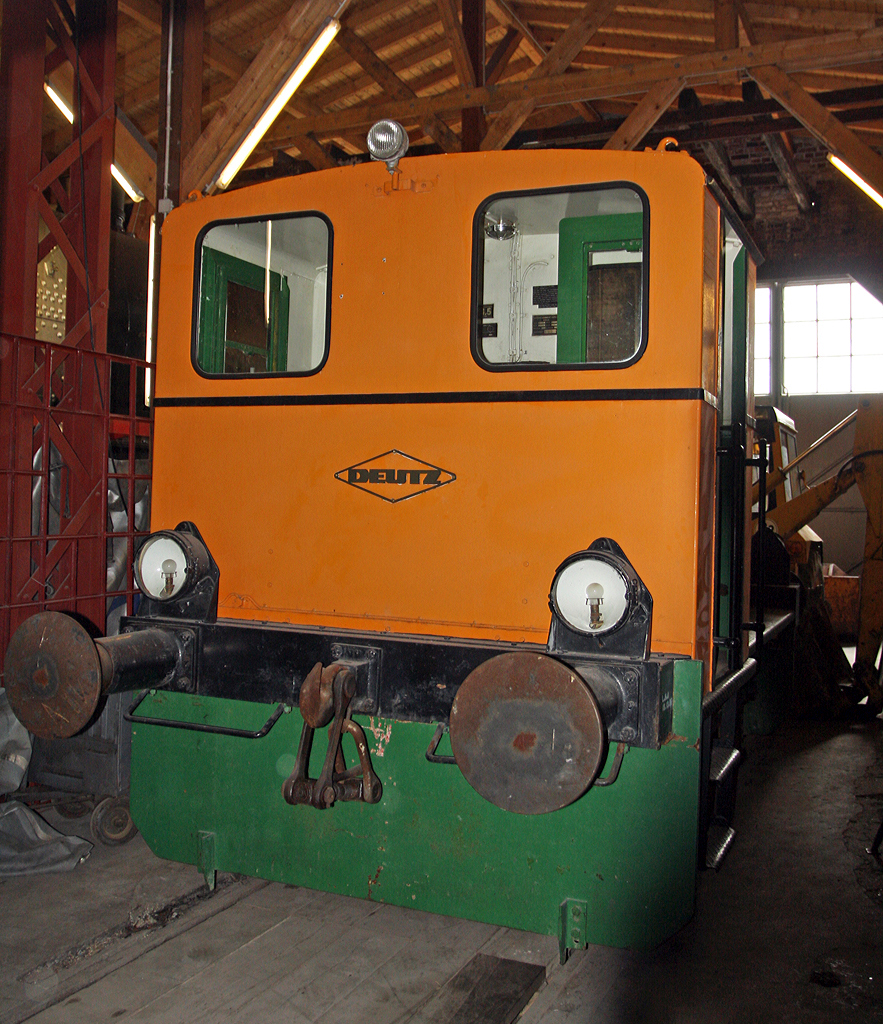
[45,82,143,202]
[45,82,74,123]
[828,153,883,210]
[110,163,144,202]
[216,18,340,190]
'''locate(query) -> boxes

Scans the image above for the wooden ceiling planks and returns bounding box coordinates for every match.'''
[12,0,882,217]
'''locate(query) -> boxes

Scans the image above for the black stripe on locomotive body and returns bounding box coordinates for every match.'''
[153,387,717,408]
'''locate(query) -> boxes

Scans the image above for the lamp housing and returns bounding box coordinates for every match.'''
[134,521,219,620]
[548,538,652,659]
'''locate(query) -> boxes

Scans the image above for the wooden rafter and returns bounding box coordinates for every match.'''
[482,0,619,148]
[460,1,486,151]
[266,26,883,141]
[115,110,156,205]
[764,130,812,212]
[486,0,545,63]
[204,35,249,80]
[751,63,883,201]
[738,10,810,212]
[704,139,755,217]
[118,0,161,32]
[435,0,475,87]
[335,24,461,153]
[181,0,350,195]
[485,27,521,86]
[678,87,754,218]
[715,0,739,51]
[740,78,811,213]
[604,78,684,150]
[487,0,600,123]
[289,132,336,170]
[736,0,759,46]
[74,0,883,235]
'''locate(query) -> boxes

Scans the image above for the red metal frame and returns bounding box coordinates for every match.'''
[0,335,153,657]
[0,3,141,664]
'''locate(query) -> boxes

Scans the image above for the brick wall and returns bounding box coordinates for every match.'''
[698,134,883,280]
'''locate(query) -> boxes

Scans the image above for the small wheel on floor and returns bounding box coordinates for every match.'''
[90,796,138,845]
[56,795,95,819]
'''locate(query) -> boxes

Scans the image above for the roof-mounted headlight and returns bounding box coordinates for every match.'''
[367,120,409,174]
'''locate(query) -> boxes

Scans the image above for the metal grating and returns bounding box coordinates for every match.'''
[0,335,153,668]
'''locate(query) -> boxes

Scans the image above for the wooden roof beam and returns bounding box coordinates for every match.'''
[435,0,476,87]
[751,63,883,203]
[115,108,157,206]
[270,26,883,140]
[203,36,249,80]
[482,0,615,146]
[743,2,876,36]
[118,0,161,32]
[203,31,332,128]
[514,81,883,144]
[485,27,521,86]
[604,78,684,150]
[742,78,810,214]
[484,0,602,122]
[335,24,461,152]
[486,0,545,64]
[704,139,755,218]
[715,0,739,50]
[182,0,350,196]
[289,132,337,171]
[680,87,753,218]
[205,0,272,31]
[460,1,487,151]
[764,131,812,213]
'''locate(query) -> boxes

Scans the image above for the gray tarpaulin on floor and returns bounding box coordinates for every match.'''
[0,687,93,874]
[0,801,92,875]
[0,687,30,795]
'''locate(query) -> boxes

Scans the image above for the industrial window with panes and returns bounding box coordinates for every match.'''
[754,280,883,396]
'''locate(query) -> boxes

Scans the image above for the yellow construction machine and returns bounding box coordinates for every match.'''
[753,398,883,713]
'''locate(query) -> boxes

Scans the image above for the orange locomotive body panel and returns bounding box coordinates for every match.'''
[153,149,717,680]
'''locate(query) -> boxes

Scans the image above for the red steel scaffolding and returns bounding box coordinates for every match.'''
[0,336,152,659]
[0,1,154,665]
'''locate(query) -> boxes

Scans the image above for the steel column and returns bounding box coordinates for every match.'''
[0,0,46,338]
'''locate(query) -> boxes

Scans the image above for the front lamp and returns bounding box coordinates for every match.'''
[135,528,212,603]
[550,555,631,636]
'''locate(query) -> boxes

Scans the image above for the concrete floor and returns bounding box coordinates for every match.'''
[1,716,881,1024]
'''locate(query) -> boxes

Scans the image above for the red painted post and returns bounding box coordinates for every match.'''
[0,0,46,338]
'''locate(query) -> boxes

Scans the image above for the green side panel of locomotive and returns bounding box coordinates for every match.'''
[129,658,702,952]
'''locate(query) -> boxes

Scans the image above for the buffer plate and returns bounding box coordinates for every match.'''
[4,611,102,739]
[449,652,606,814]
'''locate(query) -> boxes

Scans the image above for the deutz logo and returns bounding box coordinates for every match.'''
[336,450,455,503]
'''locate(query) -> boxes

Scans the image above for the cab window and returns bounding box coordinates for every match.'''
[195,213,331,376]
[474,185,647,369]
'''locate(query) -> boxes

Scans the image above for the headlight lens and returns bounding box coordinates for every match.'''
[367,120,409,171]
[135,531,205,601]
[550,556,630,635]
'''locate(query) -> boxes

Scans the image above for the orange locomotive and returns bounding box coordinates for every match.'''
[6,124,756,955]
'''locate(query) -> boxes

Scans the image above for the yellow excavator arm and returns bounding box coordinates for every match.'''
[756,397,883,712]
[765,465,856,541]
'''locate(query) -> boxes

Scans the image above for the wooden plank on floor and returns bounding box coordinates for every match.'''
[409,953,545,1024]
